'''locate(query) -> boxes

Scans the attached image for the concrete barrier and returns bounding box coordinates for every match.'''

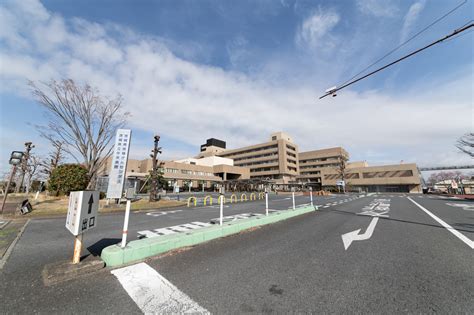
[187,197,197,207]
[101,205,316,267]
[203,195,212,206]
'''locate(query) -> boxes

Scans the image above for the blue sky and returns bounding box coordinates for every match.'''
[0,0,472,176]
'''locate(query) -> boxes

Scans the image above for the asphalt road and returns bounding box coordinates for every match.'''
[1,193,473,313]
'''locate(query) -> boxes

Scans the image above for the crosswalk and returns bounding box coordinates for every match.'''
[137,221,212,239]
[137,213,266,239]
[319,196,363,208]
[112,262,208,313]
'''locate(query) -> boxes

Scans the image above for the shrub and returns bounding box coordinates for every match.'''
[48,164,89,196]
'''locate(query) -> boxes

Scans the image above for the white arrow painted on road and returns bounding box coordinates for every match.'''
[342,217,379,250]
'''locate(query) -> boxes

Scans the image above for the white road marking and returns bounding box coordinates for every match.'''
[323,206,330,208]
[342,217,379,250]
[154,228,177,235]
[137,230,159,238]
[180,223,206,229]
[407,197,474,249]
[445,203,474,211]
[112,262,208,314]
[146,210,183,217]
[190,221,212,227]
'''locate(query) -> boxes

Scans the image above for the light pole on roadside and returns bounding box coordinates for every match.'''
[16,142,34,193]
[1,151,24,215]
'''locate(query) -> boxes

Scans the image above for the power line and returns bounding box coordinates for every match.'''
[337,0,467,88]
[319,22,474,99]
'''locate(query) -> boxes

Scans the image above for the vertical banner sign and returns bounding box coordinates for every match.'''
[106,129,132,199]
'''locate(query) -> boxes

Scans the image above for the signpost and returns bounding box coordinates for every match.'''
[65,191,99,264]
[106,129,133,248]
[106,129,132,200]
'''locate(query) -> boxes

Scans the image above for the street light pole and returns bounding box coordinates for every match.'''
[16,142,34,193]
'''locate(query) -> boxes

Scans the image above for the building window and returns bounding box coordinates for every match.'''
[272,136,277,140]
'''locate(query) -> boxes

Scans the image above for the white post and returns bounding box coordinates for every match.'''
[121,199,131,248]
[292,191,296,210]
[309,187,313,207]
[219,192,224,226]
[72,234,83,264]
[35,190,40,201]
[265,190,269,216]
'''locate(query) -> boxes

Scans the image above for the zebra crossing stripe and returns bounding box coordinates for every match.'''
[111,262,208,314]
[153,228,177,235]
[137,230,159,238]
[190,222,211,227]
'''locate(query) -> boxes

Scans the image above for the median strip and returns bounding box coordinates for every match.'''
[101,205,316,267]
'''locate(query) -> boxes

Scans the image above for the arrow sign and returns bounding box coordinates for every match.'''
[88,194,94,214]
[341,217,379,250]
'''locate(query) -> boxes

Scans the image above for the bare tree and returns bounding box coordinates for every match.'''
[427,171,464,186]
[456,132,474,158]
[30,79,129,189]
[335,155,349,193]
[40,139,65,178]
[25,155,41,194]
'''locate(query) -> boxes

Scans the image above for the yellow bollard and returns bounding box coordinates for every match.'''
[203,195,213,206]
[240,193,248,202]
[230,194,237,203]
[258,192,264,199]
[250,193,256,201]
[187,196,197,207]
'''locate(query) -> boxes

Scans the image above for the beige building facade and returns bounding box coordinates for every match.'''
[98,131,422,193]
[322,163,422,193]
[297,147,349,188]
[216,132,299,184]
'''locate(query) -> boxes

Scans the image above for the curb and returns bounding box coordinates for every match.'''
[0,219,30,270]
[101,205,317,267]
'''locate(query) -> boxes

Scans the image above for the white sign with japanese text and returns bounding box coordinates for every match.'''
[106,129,132,199]
[66,191,99,236]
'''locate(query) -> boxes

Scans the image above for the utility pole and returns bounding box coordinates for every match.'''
[149,135,162,202]
[16,142,34,193]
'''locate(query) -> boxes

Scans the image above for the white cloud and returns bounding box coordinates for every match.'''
[0,0,472,171]
[400,0,426,43]
[296,8,340,51]
[356,0,399,17]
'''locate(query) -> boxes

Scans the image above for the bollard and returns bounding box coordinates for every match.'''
[292,191,295,210]
[310,187,313,207]
[219,193,224,226]
[121,199,131,248]
[265,190,269,216]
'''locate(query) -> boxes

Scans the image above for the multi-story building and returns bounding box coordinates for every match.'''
[98,155,249,192]
[215,132,299,184]
[322,162,422,193]
[98,131,422,194]
[297,147,349,189]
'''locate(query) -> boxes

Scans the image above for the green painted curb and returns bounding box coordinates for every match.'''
[101,205,316,267]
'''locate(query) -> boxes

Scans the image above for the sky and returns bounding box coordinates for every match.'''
[0,0,473,176]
